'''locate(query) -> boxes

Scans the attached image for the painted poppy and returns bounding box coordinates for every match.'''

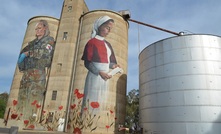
[27,124,35,129]
[11,114,18,119]
[90,102,100,108]
[24,120,29,125]
[36,104,41,108]
[73,127,82,134]
[31,100,37,105]
[13,100,18,106]
[70,104,76,109]
[76,93,84,99]
[110,110,114,114]
[58,105,63,110]
[74,89,79,94]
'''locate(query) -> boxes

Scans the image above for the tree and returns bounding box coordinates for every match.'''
[125,89,139,129]
[0,92,9,118]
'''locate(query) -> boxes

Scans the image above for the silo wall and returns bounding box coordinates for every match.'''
[67,10,128,134]
[5,16,59,129]
[139,34,221,134]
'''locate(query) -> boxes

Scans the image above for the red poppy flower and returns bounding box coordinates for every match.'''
[27,124,35,129]
[36,104,41,108]
[76,93,84,99]
[106,125,110,129]
[24,120,29,125]
[74,89,79,95]
[84,107,88,111]
[11,114,18,119]
[31,100,37,105]
[13,100,18,106]
[90,102,100,108]
[58,105,63,110]
[74,89,84,99]
[110,110,114,114]
[70,104,76,109]
[73,127,82,134]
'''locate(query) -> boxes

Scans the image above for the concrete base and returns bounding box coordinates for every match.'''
[0,126,18,134]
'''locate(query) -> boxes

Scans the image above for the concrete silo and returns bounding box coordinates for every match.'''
[5,0,128,133]
[68,10,129,134]
[5,16,59,129]
[139,34,221,134]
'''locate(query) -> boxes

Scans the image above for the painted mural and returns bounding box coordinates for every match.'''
[81,15,120,105]
[7,16,124,133]
[13,19,55,129]
[67,16,123,133]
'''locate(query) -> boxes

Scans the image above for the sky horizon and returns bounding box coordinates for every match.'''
[1,0,221,94]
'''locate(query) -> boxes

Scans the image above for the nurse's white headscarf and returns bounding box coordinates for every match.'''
[91,15,113,38]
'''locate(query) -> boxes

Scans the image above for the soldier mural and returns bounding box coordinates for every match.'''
[17,20,55,124]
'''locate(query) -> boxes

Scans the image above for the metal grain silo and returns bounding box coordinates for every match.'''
[139,34,221,134]
[68,10,128,134]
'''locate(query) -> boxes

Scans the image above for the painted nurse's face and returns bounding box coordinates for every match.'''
[98,21,114,37]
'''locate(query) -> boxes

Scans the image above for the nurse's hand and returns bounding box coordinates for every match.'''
[99,71,112,81]
[112,64,120,69]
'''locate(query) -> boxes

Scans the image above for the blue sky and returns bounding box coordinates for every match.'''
[1,0,221,94]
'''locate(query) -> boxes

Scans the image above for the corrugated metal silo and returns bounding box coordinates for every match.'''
[139,34,221,134]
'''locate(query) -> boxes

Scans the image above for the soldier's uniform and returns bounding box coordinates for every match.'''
[17,35,54,122]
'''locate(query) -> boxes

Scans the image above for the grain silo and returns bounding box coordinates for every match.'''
[5,16,59,129]
[139,34,221,134]
[5,0,129,133]
[67,10,129,134]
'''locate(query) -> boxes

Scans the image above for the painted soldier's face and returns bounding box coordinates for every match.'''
[35,23,46,39]
[98,21,114,37]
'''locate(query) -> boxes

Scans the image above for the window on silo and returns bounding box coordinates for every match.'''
[68,6,72,12]
[57,63,62,72]
[52,90,57,100]
[63,32,68,40]
[48,112,54,122]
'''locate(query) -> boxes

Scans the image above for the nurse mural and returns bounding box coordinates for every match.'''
[81,16,123,110]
